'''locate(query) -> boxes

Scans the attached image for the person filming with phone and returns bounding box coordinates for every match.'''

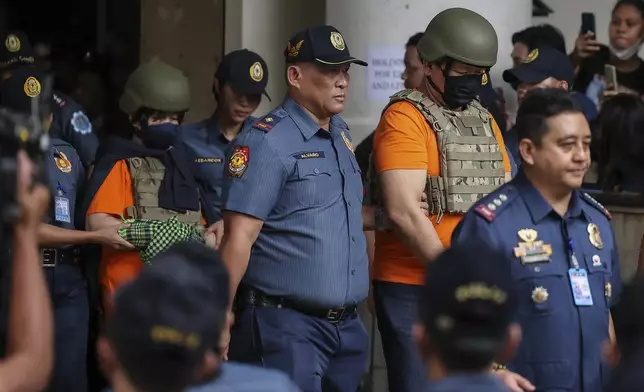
[571,1,644,104]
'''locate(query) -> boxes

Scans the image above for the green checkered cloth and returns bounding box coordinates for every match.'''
[118,216,205,264]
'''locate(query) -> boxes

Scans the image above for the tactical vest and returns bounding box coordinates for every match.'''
[125,157,203,227]
[368,89,506,221]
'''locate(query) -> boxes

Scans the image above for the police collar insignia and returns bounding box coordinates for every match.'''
[54,151,72,173]
[249,61,264,82]
[340,130,354,153]
[531,286,549,303]
[587,223,603,249]
[513,228,552,265]
[5,34,20,52]
[228,146,249,178]
[23,76,41,98]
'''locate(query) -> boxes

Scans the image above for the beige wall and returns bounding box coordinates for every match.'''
[140,0,224,123]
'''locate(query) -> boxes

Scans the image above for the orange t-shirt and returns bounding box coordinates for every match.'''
[372,101,511,285]
[86,160,143,307]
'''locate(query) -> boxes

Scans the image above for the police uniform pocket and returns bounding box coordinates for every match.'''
[585,253,612,309]
[510,263,567,316]
[293,159,334,208]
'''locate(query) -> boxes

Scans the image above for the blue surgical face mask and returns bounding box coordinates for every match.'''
[137,120,178,150]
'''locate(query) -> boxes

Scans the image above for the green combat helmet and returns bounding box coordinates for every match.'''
[119,59,190,115]
[417,8,498,68]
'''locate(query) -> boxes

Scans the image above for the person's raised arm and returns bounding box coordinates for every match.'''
[374,103,443,264]
[0,151,53,392]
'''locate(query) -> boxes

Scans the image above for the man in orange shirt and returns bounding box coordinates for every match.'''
[81,60,218,312]
[367,8,513,392]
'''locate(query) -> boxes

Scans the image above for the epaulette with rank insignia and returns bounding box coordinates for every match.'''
[252,112,286,132]
[581,192,612,220]
[473,187,517,223]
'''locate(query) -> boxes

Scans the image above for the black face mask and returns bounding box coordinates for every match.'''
[442,73,484,109]
[136,119,178,150]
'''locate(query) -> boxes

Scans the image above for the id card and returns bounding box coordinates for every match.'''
[568,269,593,306]
[55,196,71,223]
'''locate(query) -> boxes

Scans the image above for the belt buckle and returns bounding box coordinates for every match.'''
[42,249,57,268]
[326,307,345,323]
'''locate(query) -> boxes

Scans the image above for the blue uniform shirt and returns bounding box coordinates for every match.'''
[222,97,369,308]
[188,362,301,392]
[178,116,255,223]
[50,92,99,167]
[44,138,85,232]
[423,373,507,392]
[452,170,622,392]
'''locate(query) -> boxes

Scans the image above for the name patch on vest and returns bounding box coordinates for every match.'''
[294,151,325,160]
[195,157,223,164]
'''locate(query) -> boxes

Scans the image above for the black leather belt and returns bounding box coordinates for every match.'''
[41,248,79,268]
[236,286,357,324]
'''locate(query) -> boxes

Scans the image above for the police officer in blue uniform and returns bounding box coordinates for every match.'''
[179,49,269,227]
[0,30,99,167]
[219,25,372,392]
[417,242,521,392]
[0,65,128,392]
[453,88,621,392]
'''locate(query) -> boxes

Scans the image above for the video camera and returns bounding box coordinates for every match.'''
[0,73,51,357]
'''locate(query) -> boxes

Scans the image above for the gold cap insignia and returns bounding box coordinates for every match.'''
[24,76,41,98]
[531,286,549,304]
[526,48,539,63]
[249,61,264,82]
[330,31,346,51]
[287,40,304,57]
[482,73,488,86]
[5,34,20,53]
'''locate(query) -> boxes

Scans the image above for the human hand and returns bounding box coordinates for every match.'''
[95,223,136,250]
[574,32,601,59]
[16,150,50,232]
[204,220,224,250]
[495,369,536,392]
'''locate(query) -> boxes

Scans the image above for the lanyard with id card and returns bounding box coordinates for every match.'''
[54,181,71,223]
[568,239,593,306]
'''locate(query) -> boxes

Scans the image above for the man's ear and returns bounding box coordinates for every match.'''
[519,138,537,166]
[286,64,303,89]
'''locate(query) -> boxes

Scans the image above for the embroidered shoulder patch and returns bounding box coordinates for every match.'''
[228,146,249,178]
[581,192,612,220]
[253,113,285,132]
[70,111,92,135]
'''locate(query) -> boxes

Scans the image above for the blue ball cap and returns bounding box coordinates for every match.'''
[502,46,574,89]
[284,25,367,67]
[0,31,35,70]
[421,240,518,351]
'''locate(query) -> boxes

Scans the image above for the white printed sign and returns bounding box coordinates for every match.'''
[366,46,406,102]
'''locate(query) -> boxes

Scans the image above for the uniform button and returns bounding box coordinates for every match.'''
[313,168,320,174]
[348,201,352,206]
[351,236,356,242]
[351,270,356,275]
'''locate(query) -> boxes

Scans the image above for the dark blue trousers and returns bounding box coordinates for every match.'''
[229,306,368,392]
[373,280,426,392]
[44,264,89,392]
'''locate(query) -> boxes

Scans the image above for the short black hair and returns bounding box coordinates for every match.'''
[614,0,644,18]
[406,32,424,48]
[512,24,566,54]
[515,88,582,146]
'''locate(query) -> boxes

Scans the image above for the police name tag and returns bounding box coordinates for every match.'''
[55,196,71,223]
[568,269,593,306]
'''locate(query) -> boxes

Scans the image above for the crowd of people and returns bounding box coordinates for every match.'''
[1,0,644,391]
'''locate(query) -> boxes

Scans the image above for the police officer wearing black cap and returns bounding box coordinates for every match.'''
[179,49,269,241]
[0,65,129,392]
[416,242,522,391]
[221,25,377,392]
[0,30,99,168]
[502,46,596,168]
[100,242,301,392]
